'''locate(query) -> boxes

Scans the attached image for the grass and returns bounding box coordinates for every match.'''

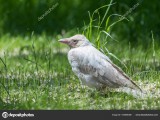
[0,33,160,110]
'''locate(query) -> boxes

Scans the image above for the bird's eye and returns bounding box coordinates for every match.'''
[73,40,77,43]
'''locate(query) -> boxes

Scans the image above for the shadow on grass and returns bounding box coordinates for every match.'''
[0,97,20,110]
[90,90,135,99]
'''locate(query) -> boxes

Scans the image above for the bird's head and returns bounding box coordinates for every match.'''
[58,34,91,48]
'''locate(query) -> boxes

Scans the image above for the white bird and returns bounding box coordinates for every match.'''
[58,34,142,92]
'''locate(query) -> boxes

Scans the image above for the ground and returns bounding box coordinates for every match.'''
[0,34,160,110]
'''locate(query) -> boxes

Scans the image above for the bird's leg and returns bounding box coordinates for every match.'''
[97,86,106,91]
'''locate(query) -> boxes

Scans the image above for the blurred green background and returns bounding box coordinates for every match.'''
[0,0,159,44]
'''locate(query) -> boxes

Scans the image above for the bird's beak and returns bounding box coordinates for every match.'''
[58,38,69,44]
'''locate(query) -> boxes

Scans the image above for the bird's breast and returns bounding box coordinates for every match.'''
[68,48,85,62]
[68,48,90,70]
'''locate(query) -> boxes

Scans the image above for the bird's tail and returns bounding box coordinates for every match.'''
[128,80,144,93]
[118,87,146,98]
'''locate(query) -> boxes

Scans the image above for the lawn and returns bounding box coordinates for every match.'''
[0,33,160,110]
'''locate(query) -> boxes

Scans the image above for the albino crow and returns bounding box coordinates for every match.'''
[59,34,142,92]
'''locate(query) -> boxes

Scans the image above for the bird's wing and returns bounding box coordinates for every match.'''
[78,46,142,91]
[108,61,142,91]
